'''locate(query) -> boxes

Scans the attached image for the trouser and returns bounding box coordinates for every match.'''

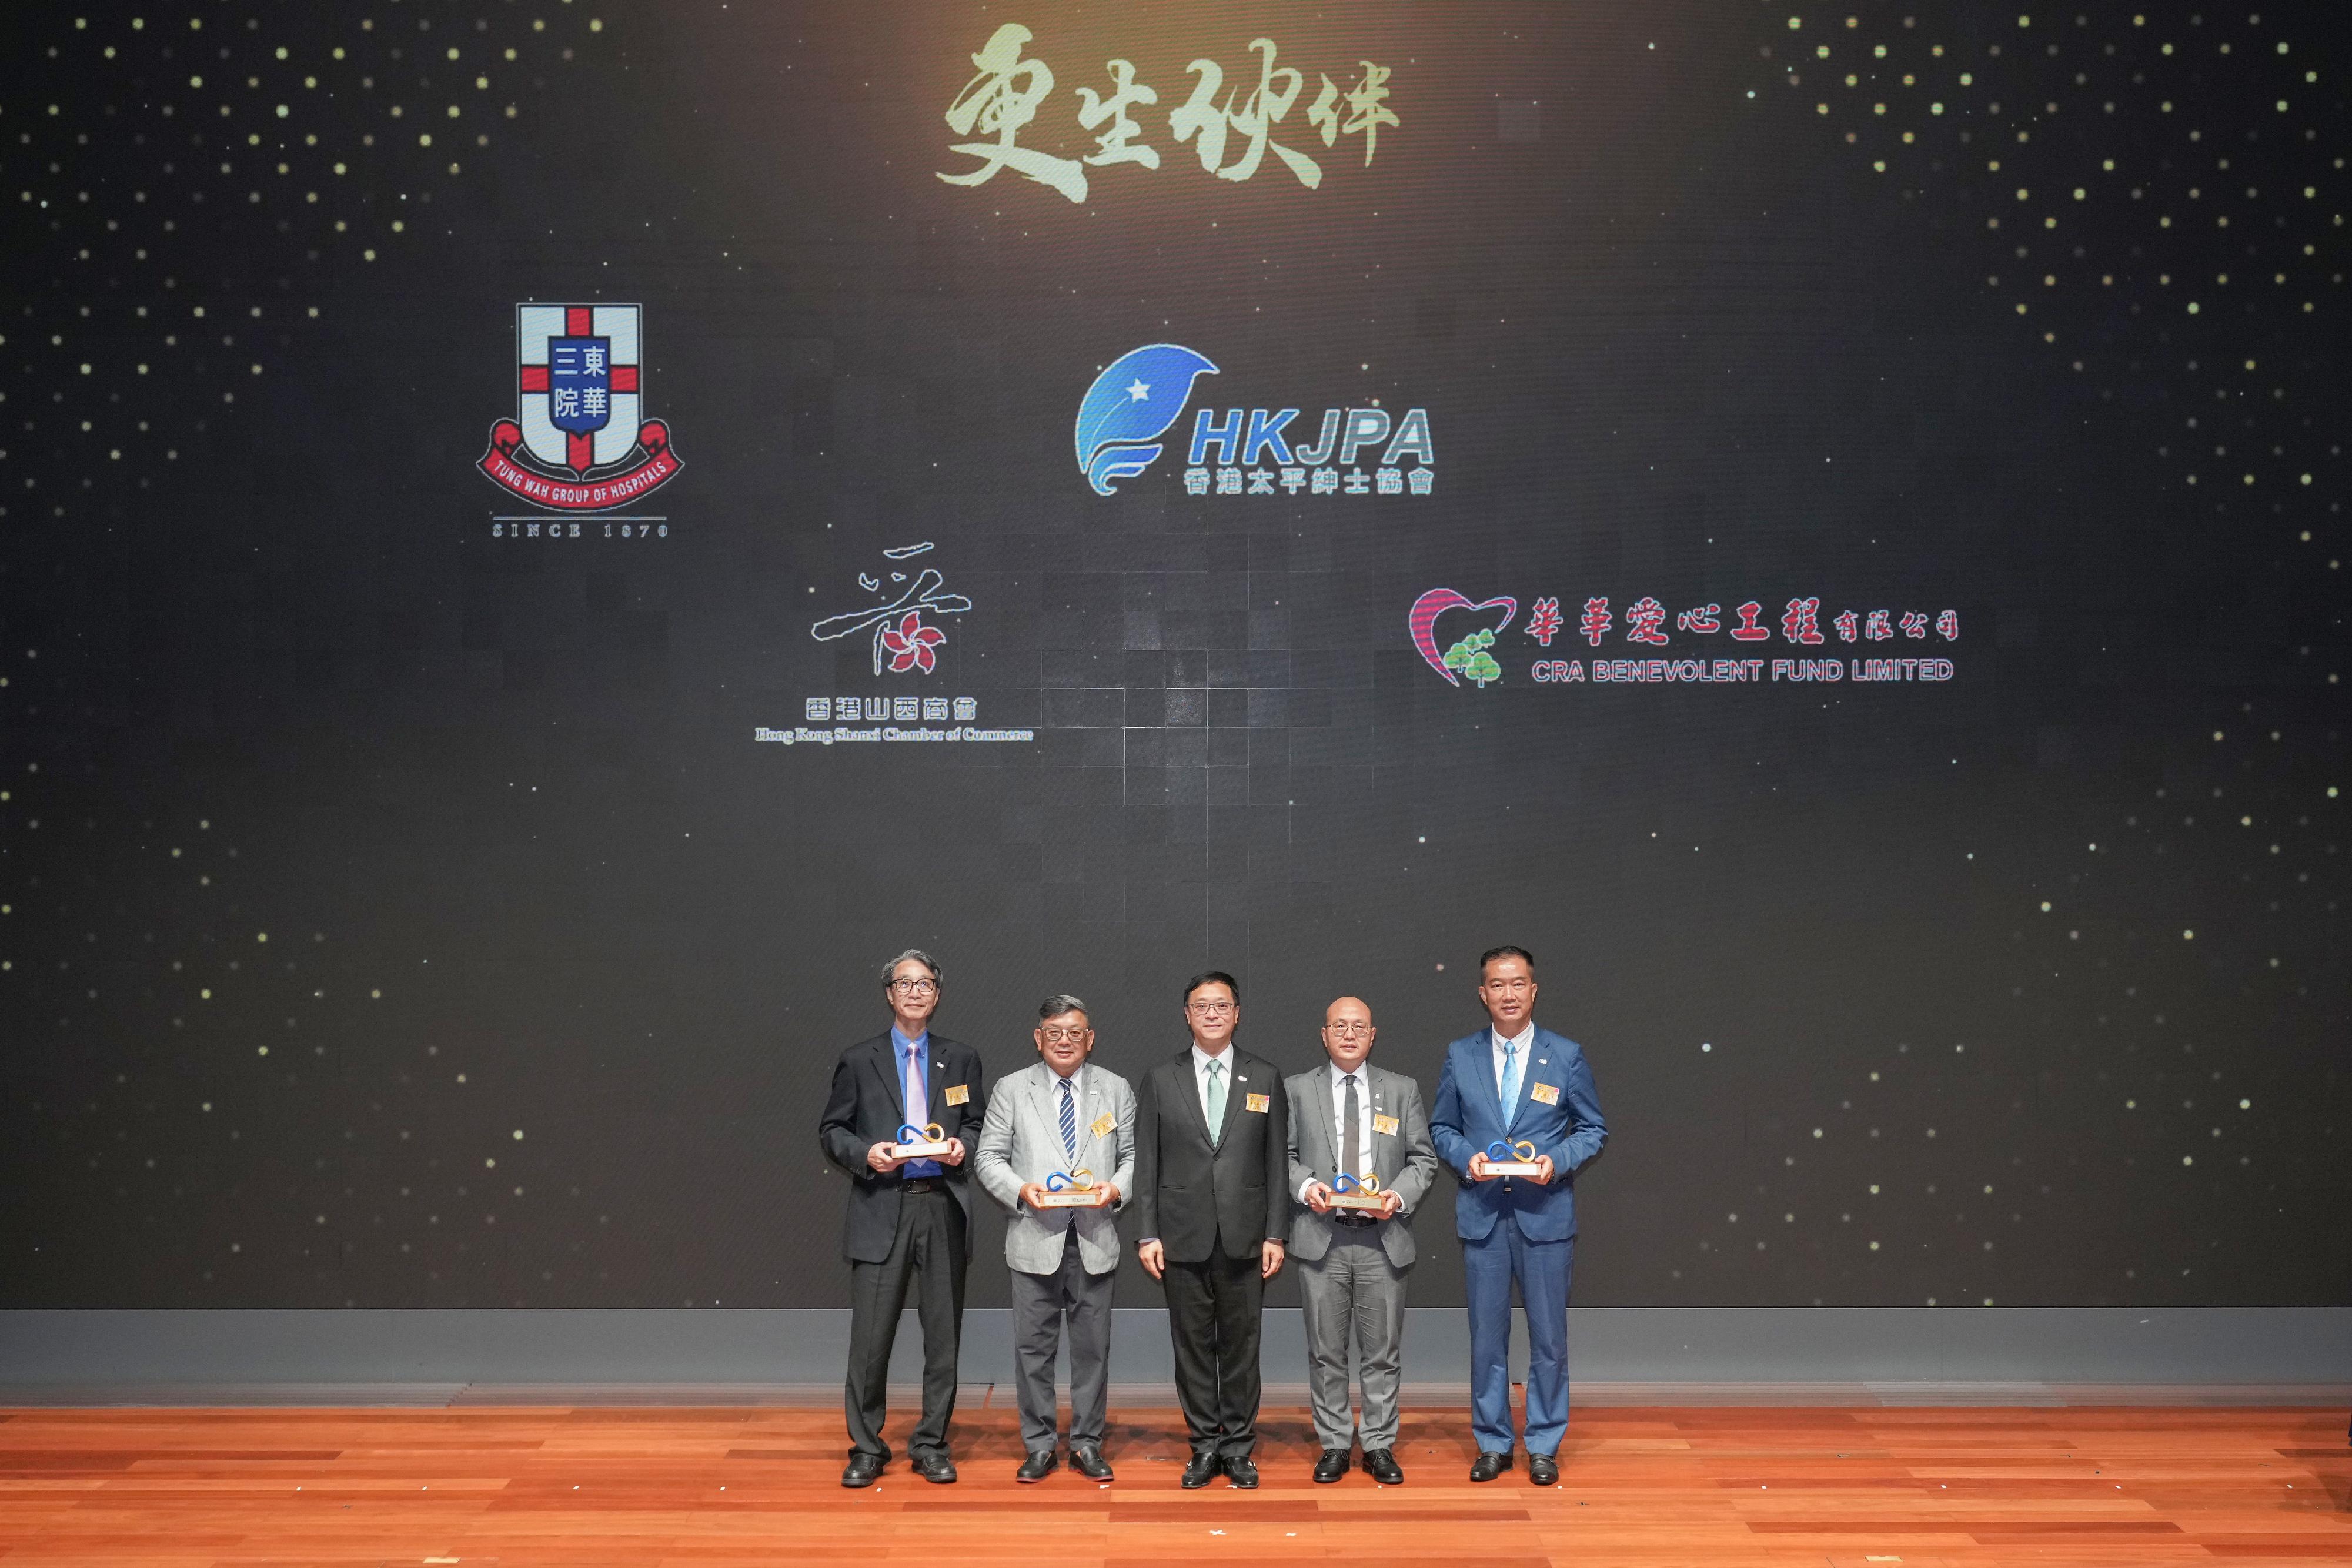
[1297,1227,1408,1452]
[1462,1215,1573,1457]
[1161,1243,1264,1458]
[843,1186,967,1461]
[1007,1226,1115,1453]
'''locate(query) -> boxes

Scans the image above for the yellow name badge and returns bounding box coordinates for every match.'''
[1372,1113,1401,1136]
[943,1084,970,1106]
[1529,1083,1561,1106]
[1089,1112,1116,1138]
[1244,1092,1271,1113]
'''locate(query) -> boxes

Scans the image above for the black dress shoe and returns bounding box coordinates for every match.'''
[1015,1449,1057,1483]
[911,1452,958,1484]
[841,1453,885,1489]
[1362,1447,1405,1485]
[1528,1452,1559,1486]
[1312,1447,1350,1484]
[1222,1454,1260,1489]
[1469,1450,1512,1483]
[1181,1451,1222,1489]
[1070,1443,1114,1480]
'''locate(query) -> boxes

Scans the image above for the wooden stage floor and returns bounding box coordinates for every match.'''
[1,1403,2346,1566]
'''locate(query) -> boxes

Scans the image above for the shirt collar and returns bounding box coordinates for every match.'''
[1491,1021,1535,1054]
[1050,1061,1084,1094]
[1328,1058,1366,1089]
[892,1025,930,1055]
[1192,1042,1232,1075]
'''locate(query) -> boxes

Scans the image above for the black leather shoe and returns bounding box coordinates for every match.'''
[911,1452,958,1485]
[1362,1447,1405,1485]
[1181,1451,1222,1489]
[1528,1452,1559,1486]
[1469,1450,1512,1483]
[1070,1443,1114,1480]
[1312,1447,1350,1483]
[1015,1449,1057,1483]
[1222,1454,1260,1489]
[841,1453,885,1488]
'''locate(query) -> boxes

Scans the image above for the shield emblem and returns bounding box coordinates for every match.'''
[516,304,644,476]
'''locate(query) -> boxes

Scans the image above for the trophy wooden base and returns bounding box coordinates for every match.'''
[1327,1192,1389,1212]
[1034,1189,1107,1209]
[1484,1161,1541,1178]
[890,1141,953,1160]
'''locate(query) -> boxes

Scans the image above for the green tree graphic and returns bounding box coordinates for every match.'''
[1442,626,1502,688]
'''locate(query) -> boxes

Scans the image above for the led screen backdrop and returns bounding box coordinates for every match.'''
[1,1,2344,1312]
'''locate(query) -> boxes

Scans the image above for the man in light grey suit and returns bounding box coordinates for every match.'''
[1284,995,1439,1486]
[975,994,1136,1483]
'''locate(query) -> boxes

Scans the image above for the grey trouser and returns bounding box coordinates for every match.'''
[1297,1226,1408,1452]
[1008,1226,1114,1452]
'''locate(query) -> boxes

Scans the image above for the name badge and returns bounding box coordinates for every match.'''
[1372,1113,1401,1136]
[943,1084,970,1106]
[1089,1112,1117,1138]
[1529,1082,1560,1106]
[1244,1092,1271,1114]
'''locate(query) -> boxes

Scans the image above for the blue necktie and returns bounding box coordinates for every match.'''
[1499,1040,1522,1121]
[1058,1074,1079,1165]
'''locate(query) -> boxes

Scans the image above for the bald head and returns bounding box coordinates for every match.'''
[1320,995,1375,1069]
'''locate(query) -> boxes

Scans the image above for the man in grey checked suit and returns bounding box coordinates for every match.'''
[974,994,1135,1483]
[1284,995,1439,1486]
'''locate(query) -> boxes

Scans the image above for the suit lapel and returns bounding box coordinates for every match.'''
[1367,1066,1399,1181]
[867,1035,908,1123]
[928,1039,951,1122]
[1465,1033,1507,1135]
[1168,1049,1214,1147]
[1216,1051,1251,1147]
[1301,1068,1333,1177]
[1506,1031,1545,1134]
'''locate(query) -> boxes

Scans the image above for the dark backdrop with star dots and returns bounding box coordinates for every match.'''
[0,1,2344,1312]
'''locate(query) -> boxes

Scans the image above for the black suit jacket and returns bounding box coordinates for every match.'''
[817,1031,991,1265]
[1131,1045,1289,1264]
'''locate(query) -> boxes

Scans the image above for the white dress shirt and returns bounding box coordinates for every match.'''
[1491,1021,1536,1098]
[1191,1042,1235,1126]
[1299,1059,1378,1203]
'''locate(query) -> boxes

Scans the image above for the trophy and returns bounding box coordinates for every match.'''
[891,1121,953,1159]
[1035,1168,1108,1209]
[1327,1171,1389,1213]
[1482,1138,1543,1178]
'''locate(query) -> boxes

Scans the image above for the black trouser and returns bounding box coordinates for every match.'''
[843,1185,967,1462]
[1162,1240,1264,1459]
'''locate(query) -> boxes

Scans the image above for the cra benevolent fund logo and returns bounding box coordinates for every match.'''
[1075,342,1434,498]
[477,303,683,513]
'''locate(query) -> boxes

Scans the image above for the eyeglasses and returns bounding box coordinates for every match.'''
[1186,999,1236,1017]
[888,977,939,995]
[1038,1027,1090,1044]
[1479,977,1535,994]
[1324,1021,1372,1037]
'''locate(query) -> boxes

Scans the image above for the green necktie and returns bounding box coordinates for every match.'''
[1204,1059,1226,1147]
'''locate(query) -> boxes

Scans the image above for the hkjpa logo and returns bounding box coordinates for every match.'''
[1075,342,1434,497]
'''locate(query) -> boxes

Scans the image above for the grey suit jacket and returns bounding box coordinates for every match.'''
[974,1060,1137,1276]
[1284,1062,1439,1268]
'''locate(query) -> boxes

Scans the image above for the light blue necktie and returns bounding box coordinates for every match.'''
[1204,1059,1227,1147]
[1058,1074,1079,1165]
[1499,1039,1522,1120]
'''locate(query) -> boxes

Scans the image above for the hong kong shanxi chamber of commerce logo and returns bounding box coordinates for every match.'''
[1075,342,1434,498]
[477,303,683,511]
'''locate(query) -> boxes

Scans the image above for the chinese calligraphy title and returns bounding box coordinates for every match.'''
[942,23,1399,204]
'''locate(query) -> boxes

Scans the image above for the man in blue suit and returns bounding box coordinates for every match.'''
[1429,945,1606,1486]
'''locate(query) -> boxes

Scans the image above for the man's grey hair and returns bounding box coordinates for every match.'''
[880,948,942,986]
[1038,993,1089,1022]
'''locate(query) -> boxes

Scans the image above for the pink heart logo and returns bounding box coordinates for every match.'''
[1409,589,1518,687]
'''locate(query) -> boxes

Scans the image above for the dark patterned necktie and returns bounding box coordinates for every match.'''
[1342,1073,1362,1183]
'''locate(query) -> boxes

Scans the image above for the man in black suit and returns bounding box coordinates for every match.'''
[817,949,990,1489]
[1132,971,1289,1489]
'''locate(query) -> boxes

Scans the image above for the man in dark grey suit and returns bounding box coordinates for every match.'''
[1132,971,1288,1489]
[1285,995,1439,1485]
[974,994,1135,1483]
[817,950,990,1489]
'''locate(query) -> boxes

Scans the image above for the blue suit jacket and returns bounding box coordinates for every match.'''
[1429,1027,1606,1243]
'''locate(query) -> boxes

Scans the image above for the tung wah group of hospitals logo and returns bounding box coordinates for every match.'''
[1075,343,1434,498]
[477,303,683,523]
